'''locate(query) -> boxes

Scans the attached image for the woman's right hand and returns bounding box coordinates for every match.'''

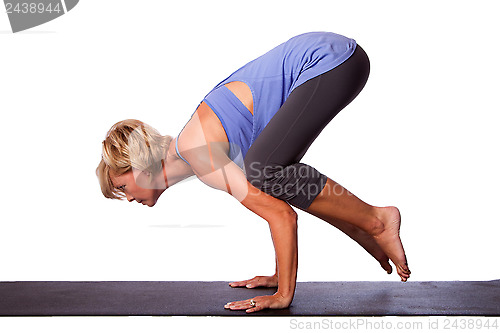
[229,275,278,288]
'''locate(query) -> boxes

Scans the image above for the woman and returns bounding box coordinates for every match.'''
[96,32,411,313]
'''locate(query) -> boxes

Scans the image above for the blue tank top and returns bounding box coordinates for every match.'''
[176,32,357,166]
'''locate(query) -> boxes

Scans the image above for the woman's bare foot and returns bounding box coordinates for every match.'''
[229,275,278,288]
[351,227,393,274]
[372,206,411,281]
[297,206,393,275]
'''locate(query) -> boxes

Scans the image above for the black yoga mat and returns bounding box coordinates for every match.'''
[1,280,499,316]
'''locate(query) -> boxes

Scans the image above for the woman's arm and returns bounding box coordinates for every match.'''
[177,130,298,312]
[238,172,298,307]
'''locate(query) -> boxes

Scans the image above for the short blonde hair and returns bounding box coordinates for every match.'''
[96,119,172,199]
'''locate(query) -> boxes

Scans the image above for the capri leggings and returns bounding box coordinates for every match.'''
[243,45,370,209]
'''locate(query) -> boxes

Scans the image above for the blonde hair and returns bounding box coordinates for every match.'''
[96,119,173,199]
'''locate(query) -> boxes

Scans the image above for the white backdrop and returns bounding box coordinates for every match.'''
[1,0,499,330]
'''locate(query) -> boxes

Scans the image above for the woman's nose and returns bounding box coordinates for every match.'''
[126,193,135,202]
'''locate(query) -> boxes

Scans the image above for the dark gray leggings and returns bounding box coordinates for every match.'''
[243,45,370,209]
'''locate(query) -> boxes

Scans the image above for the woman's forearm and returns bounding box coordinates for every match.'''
[236,182,298,301]
[267,210,298,301]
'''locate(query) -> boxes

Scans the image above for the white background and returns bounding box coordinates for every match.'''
[1,0,499,331]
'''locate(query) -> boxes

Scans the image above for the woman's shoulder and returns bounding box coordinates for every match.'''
[176,102,229,161]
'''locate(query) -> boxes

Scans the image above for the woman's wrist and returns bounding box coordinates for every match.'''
[274,293,294,308]
[275,288,294,303]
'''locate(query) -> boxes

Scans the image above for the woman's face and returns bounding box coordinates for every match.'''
[110,170,162,207]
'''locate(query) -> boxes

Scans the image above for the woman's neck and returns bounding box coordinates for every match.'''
[161,138,195,188]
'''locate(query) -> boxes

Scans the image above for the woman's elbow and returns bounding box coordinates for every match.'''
[271,208,298,228]
[285,208,298,223]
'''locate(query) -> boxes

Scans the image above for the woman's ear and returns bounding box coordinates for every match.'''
[132,168,154,189]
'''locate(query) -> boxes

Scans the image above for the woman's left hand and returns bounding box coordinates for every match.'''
[224,293,292,313]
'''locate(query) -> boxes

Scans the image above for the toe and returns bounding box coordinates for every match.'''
[381,260,392,274]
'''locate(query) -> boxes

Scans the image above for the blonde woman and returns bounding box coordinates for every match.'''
[96,32,410,313]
